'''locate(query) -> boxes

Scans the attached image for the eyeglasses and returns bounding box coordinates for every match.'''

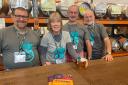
[14,15,28,19]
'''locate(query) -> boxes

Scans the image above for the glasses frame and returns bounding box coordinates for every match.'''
[14,14,29,19]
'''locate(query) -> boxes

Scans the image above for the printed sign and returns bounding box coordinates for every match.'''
[40,0,56,11]
[0,18,5,29]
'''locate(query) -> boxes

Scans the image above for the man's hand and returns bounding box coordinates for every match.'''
[102,54,113,61]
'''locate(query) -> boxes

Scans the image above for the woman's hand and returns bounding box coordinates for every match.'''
[44,61,51,66]
[77,57,88,68]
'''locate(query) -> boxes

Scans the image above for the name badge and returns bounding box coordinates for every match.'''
[14,52,26,63]
[73,45,77,49]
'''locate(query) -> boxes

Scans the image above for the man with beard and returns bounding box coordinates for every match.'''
[63,5,92,61]
[83,10,113,61]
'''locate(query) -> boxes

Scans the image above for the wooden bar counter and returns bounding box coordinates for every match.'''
[0,57,128,85]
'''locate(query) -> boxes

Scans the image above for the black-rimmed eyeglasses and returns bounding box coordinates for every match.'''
[14,15,28,19]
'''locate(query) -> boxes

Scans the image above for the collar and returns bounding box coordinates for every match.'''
[13,25,28,35]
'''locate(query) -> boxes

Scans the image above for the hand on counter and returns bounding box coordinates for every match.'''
[44,61,51,66]
[102,54,113,61]
[76,57,88,69]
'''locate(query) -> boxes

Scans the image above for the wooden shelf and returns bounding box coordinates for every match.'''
[4,18,48,24]
[96,20,128,25]
[3,18,128,25]
[112,51,128,57]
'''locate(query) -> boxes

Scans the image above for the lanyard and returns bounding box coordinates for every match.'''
[88,24,102,41]
[88,24,96,37]
[13,27,27,51]
[13,27,34,63]
[52,32,62,50]
[52,32,63,59]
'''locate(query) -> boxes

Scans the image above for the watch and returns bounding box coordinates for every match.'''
[106,52,111,55]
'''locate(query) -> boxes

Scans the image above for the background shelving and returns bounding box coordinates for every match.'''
[4,18,128,25]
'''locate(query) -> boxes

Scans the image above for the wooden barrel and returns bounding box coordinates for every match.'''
[110,37,120,52]
[107,4,122,19]
[57,5,68,18]
[56,0,75,18]
[94,2,107,19]
[78,2,92,17]
[10,0,32,13]
[122,5,128,19]
[0,0,9,17]
[39,0,56,17]
[118,37,128,51]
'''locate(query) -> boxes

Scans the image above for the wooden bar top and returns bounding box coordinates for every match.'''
[0,57,128,85]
